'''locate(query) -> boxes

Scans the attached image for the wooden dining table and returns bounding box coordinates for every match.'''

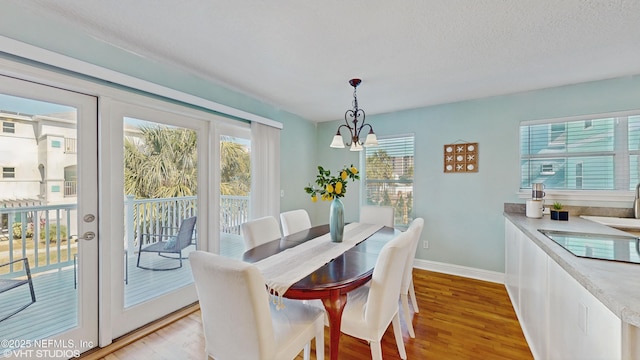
[242,223,399,360]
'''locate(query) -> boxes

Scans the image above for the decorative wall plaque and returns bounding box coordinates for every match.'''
[444,142,478,173]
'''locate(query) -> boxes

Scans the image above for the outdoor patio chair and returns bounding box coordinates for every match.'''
[136,216,197,271]
[0,258,36,322]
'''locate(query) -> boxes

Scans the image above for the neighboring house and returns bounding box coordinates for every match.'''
[521,115,640,191]
[0,110,77,230]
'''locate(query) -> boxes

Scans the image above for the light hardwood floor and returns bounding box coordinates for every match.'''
[85,269,532,359]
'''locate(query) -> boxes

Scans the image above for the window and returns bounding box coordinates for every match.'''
[2,167,15,178]
[2,121,15,133]
[520,113,640,191]
[541,164,555,175]
[363,134,414,227]
[576,162,583,189]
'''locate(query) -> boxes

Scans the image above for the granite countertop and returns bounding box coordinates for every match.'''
[504,211,640,328]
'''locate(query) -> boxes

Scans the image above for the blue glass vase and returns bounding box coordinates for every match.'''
[329,197,344,243]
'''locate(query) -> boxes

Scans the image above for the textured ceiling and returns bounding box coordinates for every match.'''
[10,0,640,122]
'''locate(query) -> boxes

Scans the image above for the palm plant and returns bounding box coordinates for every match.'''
[124,125,198,199]
[220,137,251,196]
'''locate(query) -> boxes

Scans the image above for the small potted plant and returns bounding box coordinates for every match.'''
[550,201,569,221]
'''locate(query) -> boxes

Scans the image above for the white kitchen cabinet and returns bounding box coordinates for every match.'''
[548,259,621,360]
[519,233,548,359]
[504,220,521,309]
[504,219,622,360]
[505,220,548,359]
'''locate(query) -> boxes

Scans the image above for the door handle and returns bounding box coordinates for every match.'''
[80,231,96,241]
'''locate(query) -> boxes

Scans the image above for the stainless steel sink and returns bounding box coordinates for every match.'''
[580,215,640,229]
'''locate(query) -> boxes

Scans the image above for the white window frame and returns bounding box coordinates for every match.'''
[518,110,640,204]
[361,133,415,228]
[2,121,14,133]
[2,166,15,178]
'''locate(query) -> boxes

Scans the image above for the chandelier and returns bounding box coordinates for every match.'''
[329,78,378,151]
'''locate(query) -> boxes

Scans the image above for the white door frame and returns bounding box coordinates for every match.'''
[101,96,211,339]
[0,72,99,355]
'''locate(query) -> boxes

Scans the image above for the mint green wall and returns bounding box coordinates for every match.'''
[318,75,640,272]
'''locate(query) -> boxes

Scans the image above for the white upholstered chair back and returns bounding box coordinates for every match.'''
[280,209,312,236]
[365,230,413,336]
[189,251,277,359]
[189,251,324,360]
[241,216,281,250]
[400,217,424,337]
[359,206,394,227]
[340,230,412,359]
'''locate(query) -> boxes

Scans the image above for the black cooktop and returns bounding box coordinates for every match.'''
[538,229,640,264]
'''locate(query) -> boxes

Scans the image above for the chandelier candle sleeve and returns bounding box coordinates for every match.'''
[330,78,379,151]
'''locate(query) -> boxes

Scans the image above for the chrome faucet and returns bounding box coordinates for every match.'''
[635,183,640,218]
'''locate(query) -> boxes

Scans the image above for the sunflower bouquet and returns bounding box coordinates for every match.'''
[304,165,359,202]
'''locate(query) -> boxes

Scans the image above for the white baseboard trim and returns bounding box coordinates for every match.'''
[414,259,505,284]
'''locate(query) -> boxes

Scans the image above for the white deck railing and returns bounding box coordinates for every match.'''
[0,204,76,276]
[1,195,250,274]
[123,195,249,257]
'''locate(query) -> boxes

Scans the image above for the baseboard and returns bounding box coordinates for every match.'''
[414,259,505,284]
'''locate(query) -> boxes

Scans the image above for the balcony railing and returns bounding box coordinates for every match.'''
[0,204,77,277]
[123,194,248,257]
[1,195,249,275]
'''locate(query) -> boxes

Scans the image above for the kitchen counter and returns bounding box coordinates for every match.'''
[504,212,640,328]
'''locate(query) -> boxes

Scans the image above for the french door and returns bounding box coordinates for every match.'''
[0,75,99,358]
[104,98,208,338]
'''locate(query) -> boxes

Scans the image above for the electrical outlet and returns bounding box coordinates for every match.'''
[280,190,284,197]
[423,241,429,249]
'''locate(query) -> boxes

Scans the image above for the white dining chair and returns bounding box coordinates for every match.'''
[189,251,324,360]
[280,209,312,236]
[400,217,424,338]
[241,216,282,251]
[340,229,412,360]
[359,205,394,227]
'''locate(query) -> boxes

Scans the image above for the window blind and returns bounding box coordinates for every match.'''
[364,134,414,226]
[520,113,640,191]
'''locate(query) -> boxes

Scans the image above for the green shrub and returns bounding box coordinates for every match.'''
[40,224,68,243]
[12,222,34,239]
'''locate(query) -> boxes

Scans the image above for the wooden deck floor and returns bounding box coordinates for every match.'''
[0,265,77,349]
[0,233,245,352]
[127,232,243,306]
